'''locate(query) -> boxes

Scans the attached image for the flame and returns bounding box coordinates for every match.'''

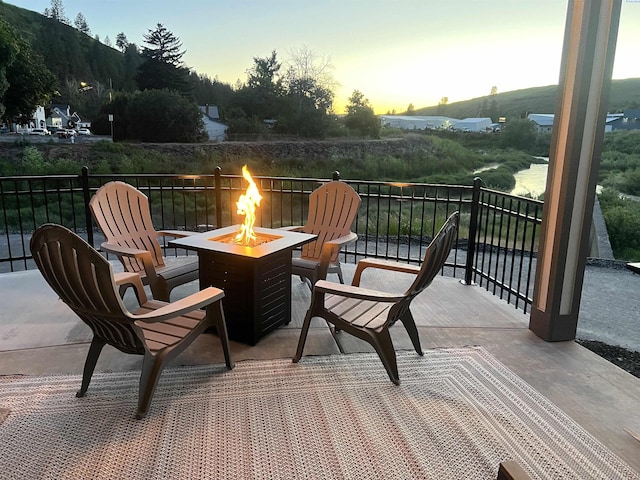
[234,165,262,246]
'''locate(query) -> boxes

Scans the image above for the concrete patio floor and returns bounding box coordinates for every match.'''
[1,263,639,474]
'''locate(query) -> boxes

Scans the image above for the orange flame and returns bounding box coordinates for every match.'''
[234,165,262,246]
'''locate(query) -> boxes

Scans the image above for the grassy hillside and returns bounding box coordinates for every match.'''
[415,78,640,119]
[0,1,125,88]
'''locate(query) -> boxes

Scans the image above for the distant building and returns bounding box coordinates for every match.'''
[527,114,555,134]
[48,104,86,129]
[606,109,640,131]
[199,105,228,142]
[529,111,640,133]
[13,106,46,133]
[453,117,493,132]
[379,115,457,131]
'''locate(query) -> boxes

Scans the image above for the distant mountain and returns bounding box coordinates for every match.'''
[414,79,640,120]
[0,1,134,92]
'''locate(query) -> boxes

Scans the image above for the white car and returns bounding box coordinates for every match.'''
[29,128,50,136]
[76,128,91,135]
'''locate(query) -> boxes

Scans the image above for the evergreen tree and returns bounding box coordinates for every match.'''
[136,24,190,95]
[43,0,70,25]
[115,32,129,52]
[121,44,143,92]
[74,12,90,35]
[231,50,285,122]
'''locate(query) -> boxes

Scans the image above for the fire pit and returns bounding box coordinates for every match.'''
[170,163,316,344]
[170,226,316,344]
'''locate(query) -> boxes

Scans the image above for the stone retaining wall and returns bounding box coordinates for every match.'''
[0,136,433,164]
[0,136,435,165]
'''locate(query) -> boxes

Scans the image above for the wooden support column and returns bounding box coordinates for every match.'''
[530,0,621,341]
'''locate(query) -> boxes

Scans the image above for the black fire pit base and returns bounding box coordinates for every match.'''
[169,225,316,345]
[199,249,292,345]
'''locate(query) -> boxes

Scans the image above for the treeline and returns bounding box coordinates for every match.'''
[0,2,380,142]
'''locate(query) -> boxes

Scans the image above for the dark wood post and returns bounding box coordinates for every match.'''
[80,166,93,247]
[463,177,481,285]
[214,166,222,228]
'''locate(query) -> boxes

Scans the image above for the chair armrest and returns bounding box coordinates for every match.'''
[353,258,420,287]
[131,287,225,322]
[328,231,358,248]
[100,242,149,259]
[156,230,198,238]
[113,271,149,304]
[101,242,159,286]
[314,232,359,281]
[114,271,143,288]
[314,280,404,303]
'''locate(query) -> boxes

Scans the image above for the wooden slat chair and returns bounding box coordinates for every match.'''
[283,181,361,287]
[90,181,199,302]
[294,212,459,384]
[30,224,234,419]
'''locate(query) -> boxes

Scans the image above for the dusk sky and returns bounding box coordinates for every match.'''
[7,1,640,113]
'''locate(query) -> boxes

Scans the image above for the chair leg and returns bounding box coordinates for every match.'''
[150,281,170,302]
[76,337,107,398]
[336,264,344,284]
[136,353,166,419]
[293,306,315,363]
[208,302,234,370]
[398,311,423,356]
[369,329,400,385]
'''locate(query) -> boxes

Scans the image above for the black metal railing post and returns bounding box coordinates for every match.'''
[214,166,222,228]
[81,166,94,247]
[463,177,482,285]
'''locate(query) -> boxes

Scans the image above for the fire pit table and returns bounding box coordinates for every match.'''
[170,225,316,345]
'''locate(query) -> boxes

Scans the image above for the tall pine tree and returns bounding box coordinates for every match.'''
[136,24,191,95]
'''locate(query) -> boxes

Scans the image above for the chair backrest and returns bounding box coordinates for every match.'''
[390,212,459,321]
[300,181,361,263]
[30,224,145,354]
[90,181,165,273]
[408,211,459,296]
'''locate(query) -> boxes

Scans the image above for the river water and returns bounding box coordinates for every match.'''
[511,163,548,198]
[475,159,549,198]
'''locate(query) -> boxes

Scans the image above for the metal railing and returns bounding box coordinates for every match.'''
[0,169,543,313]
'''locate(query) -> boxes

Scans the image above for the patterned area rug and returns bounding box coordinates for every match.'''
[0,347,638,480]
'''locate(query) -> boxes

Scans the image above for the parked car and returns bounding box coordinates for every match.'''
[29,128,50,136]
[57,129,75,139]
[76,128,91,135]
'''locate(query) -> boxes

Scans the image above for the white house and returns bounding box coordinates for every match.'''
[527,114,555,134]
[48,104,86,129]
[199,105,228,142]
[13,106,47,133]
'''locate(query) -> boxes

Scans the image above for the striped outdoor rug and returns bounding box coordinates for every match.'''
[0,347,638,479]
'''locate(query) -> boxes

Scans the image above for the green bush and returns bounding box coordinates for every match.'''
[598,189,640,261]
